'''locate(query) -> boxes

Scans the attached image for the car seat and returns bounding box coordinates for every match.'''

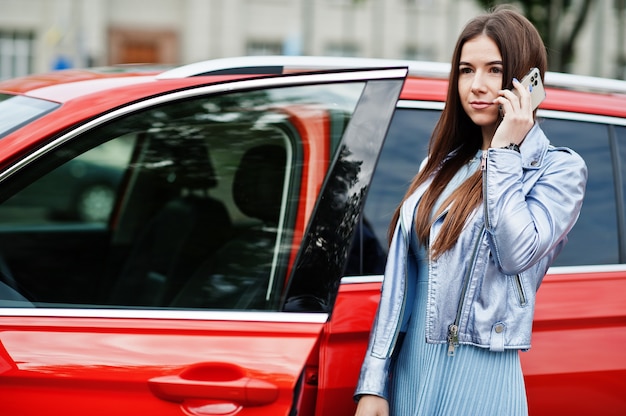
[171,144,287,309]
[108,135,232,307]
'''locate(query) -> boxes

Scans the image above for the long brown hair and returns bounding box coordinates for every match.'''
[389,6,547,258]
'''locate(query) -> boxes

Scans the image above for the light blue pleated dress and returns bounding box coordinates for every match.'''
[389,153,528,416]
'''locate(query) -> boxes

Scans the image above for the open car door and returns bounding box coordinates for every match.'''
[0,68,406,416]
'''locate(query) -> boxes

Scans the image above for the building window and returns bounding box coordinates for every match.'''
[403,45,435,61]
[108,29,178,65]
[324,43,359,57]
[246,41,283,56]
[0,31,34,80]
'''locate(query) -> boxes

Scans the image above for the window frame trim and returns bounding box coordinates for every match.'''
[340,262,626,285]
[0,307,329,322]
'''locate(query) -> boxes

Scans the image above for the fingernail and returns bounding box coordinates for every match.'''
[513,78,519,83]
[529,84,533,92]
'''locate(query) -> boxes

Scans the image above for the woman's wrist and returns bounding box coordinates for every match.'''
[499,143,521,152]
[490,137,523,150]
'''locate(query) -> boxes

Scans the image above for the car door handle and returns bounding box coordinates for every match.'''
[148,362,279,407]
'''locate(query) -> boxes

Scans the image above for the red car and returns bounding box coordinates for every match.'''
[0,56,624,415]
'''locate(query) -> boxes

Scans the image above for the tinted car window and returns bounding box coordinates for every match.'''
[539,118,617,266]
[0,94,59,138]
[349,107,437,275]
[358,108,619,273]
[617,125,626,261]
[0,137,134,225]
[0,82,365,309]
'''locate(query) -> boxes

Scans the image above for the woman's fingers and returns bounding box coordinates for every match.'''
[495,80,528,113]
[491,79,535,147]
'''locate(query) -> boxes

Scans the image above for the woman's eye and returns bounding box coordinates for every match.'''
[459,67,473,74]
[491,67,503,74]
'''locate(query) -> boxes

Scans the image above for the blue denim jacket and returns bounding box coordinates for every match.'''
[354,124,587,400]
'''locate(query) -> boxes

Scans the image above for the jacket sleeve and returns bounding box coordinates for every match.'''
[354,349,392,402]
[483,144,587,277]
[353,220,408,402]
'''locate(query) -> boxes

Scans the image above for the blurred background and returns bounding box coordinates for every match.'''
[0,0,624,80]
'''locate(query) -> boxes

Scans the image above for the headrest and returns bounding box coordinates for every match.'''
[233,145,287,223]
[144,134,217,189]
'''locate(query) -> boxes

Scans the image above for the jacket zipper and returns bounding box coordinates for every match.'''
[481,150,491,229]
[447,225,485,356]
[513,274,527,306]
[448,151,490,355]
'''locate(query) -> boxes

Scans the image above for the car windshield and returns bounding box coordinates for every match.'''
[0,93,59,138]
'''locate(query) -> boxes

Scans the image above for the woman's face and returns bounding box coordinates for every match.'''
[458,34,504,142]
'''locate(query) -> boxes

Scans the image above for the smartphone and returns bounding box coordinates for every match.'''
[514,67,546,110]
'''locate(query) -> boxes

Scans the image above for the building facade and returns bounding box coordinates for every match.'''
[0,0,623,80]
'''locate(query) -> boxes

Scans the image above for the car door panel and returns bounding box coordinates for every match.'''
[0,313,324,416]
[521,269,626,415]
[315,278,382,415]
[0,69,407,415]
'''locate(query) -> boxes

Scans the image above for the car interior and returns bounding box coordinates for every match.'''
[0,110,297,311]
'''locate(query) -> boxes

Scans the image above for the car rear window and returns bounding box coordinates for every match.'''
[360,106,625,271]
[0,93,59,138]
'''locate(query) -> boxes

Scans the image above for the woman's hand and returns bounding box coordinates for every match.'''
[491,78,535,148]
[354,394,389,416]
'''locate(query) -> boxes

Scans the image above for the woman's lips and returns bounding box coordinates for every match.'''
[470,101,494,110]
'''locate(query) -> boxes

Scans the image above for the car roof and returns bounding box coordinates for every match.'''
[158,55,626,95]
[1,55,624,119]
[159,56,626,119]
[0,67,222,103]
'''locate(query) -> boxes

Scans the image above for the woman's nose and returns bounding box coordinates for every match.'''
[471,72,487,93]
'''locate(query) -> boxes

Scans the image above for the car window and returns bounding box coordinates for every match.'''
[357,107,620,274]
[539,117,618,266]
[350,107,437,275]
[0,136,134,225]
[617,125,626,261]
[0,82,365,310]
[0,93,60,138]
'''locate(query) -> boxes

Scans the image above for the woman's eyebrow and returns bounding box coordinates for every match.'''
[458,60,504,66]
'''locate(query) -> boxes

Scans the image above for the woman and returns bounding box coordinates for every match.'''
[354,6,587,416]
